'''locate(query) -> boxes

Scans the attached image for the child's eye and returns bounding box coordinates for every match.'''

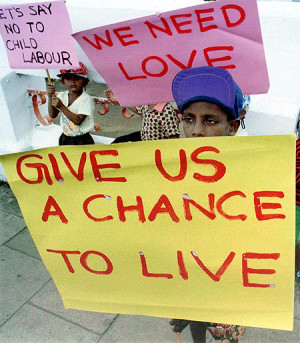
[183,117,194,123]
[204,118,217,125]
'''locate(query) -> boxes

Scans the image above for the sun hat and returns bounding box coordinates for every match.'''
[172,66,243,119]
[57,62,89,79]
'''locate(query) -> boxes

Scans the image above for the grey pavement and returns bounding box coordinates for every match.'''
[1,181,300,343]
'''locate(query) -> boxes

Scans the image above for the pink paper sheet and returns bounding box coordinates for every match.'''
[73,0,269,107]
[0,1,79,69]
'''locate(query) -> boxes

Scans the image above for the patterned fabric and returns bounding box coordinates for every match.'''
[296,206,300,241]
[296,140,300,206]
[136,103,180,141]
[207,323,245,342]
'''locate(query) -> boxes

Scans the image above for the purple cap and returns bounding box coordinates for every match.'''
[172,66,243,119]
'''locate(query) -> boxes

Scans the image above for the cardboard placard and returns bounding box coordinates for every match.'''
[0,135,295,330]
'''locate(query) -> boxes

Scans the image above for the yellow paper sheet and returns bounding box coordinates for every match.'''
[0,135,295,330]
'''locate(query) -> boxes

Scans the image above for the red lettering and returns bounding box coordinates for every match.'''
[113,26,139,46]
[177,251,189,280]
[46,249,80,273]
[117,196,146,223]
[242,252,280,288]
[60,152,86,181]
[80,250,113,275]
[148,194,179,222]
[216,191,247,221]
[83,194,113,222]
[170,14,192,34]
[90,150,127,182]
[141,56,168,77]
[48,153,63,182]
[204,46,235,69]
[191,146,226,183]
[42,196,68,224]
[144,18,173,39]
[253,191,285,221]
[183,193,216,220]
[118,62,146,80]
[139,252,173,279]
[16,154,52,185]
[82,31,113,50]
[155,149,187,181]
[221,5,246,28]
[166,50,197,69]
[191,251,235,282]
[195,9,217,32]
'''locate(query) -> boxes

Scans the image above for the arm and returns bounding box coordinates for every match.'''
[104,88,139,114]
[47,83,59,119]
[51,96,86,125]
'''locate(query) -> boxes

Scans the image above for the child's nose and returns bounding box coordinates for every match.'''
[192,121,206,137]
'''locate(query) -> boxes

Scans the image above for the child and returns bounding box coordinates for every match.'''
[170,66,245,343]
[104,89,180,142]
[47,62,95,145]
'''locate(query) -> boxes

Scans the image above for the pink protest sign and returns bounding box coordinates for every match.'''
[73,0,269,107]
[0,1,79,69]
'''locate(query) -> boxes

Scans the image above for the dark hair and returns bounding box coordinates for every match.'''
[61,74,89,86]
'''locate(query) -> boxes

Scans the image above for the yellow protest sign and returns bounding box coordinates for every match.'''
[0,135,295,331]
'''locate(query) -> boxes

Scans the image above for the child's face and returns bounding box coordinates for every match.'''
[182,101,240,138]
[61,75,87,93]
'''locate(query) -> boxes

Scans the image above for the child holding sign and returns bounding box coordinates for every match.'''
[170,66,245,343]
[47,62,95,145]
[104,88,180,142]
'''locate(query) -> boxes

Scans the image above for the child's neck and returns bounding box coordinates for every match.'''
[68,89,83,106]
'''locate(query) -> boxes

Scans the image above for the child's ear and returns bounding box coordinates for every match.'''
[228,119,240,136]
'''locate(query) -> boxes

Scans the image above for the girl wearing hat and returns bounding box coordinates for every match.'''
[47,62,95,145]
[170,66,245,343]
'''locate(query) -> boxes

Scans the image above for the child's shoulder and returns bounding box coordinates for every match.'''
[80,91,94,104]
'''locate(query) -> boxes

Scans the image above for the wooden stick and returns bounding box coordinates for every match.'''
[176,332,182,343]
[46,69,51,83]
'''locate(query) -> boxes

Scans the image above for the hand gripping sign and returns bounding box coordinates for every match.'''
[0,135,295,331]
[0,1,79,68]
[73,0,269,107]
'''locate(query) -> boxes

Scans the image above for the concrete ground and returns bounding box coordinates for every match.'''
[0,181,300,343]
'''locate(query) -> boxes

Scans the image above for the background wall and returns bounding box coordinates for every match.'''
[0,1,299,181]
